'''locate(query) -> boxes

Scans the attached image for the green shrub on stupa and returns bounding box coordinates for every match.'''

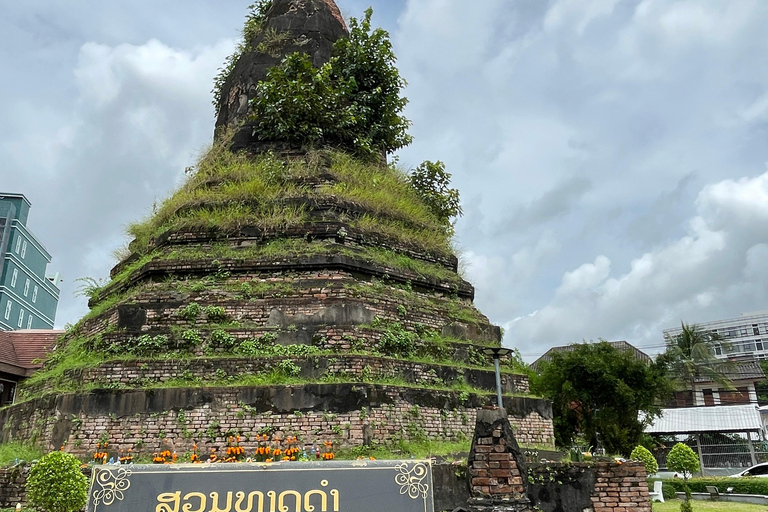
[250,8,411,160]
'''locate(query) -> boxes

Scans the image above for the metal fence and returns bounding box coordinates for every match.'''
[652,432,768,474]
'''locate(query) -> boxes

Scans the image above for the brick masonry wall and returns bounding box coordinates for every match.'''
[0,466,28,508]
[591,462,651,512]
[1,388,553,458]
[22,355,529,398]
[77,269,497,342]
[528,461,651,512]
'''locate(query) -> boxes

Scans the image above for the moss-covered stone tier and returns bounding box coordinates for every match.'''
[0,146,552,457]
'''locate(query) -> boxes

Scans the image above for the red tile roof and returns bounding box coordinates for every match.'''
[0,329,63,376]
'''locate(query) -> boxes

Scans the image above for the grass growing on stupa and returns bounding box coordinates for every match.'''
[126,145,454,258]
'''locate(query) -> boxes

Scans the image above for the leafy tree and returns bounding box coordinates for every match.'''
[629,445,658,475]
[250,8,412,159]
[667,442,700,512]
[27,451,88,512]
[660,323,734,399]
[408,160,463,231]
[329,8,412,156]
[531,341,672,455]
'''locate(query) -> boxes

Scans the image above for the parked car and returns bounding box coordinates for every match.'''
[731,462,768,477]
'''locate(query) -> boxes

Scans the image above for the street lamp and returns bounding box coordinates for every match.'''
[482,347,512,408]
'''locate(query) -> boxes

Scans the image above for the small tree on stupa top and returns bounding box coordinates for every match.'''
[250,8,412,160]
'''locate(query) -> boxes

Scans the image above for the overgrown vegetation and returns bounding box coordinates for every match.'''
[408,160,462,234]
[0,442,43,467]
[123,148,454,261]
[250,9,411,159]
[97,238,464,307]
[335,438,470,461]
[15,332,528,405]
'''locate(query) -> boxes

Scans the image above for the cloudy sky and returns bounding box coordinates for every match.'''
[3,0,768,360]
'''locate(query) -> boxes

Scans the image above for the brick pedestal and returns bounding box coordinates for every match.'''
[467,407,531,512]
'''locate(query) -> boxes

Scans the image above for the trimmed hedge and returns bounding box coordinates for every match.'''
[665,477,768,495]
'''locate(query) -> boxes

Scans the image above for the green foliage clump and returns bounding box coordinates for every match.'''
[179,302,201,321]
[252,53,357,148]
[661,482,677,500]
[209,330,237,351]
[276,359,302,377]
[74,276,108,301]
[204,305,228,322]
[250,8,411,159]
[408,161,462,231]
[372,319,417,357]
[531,341,672,455]
[328,8,412,156]
[629,445,658,475]
[27,451,88,512]
[118,334,171,356]
[667,442,700,477]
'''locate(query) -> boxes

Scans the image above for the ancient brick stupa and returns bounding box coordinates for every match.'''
[0,0,553,458]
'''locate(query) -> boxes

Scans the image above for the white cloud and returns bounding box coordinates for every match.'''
[1,36,233,327]
[510,169,768,356]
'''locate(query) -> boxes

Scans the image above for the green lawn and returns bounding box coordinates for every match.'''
[653,500,768,512]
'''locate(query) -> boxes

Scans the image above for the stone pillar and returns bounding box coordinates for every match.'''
[467,406,531,512]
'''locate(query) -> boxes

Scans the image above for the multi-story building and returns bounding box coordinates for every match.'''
[663,311,768,362]
[0,193,60,330]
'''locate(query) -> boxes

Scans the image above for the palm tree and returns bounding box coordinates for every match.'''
[662,323,735,403]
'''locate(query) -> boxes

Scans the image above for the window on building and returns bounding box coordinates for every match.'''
[14,237,21,253]
[715,345,723,356]
[23,279,30,296]
[17,309,24,328]
[3,301,11,320]
[26,315,32,329]
[754,325,760,336]
[757,340,764,351]
[32,285,38,303]
[10,269,17,287]
[20,241,26,258]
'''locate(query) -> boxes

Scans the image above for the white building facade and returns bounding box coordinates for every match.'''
[663,311,768,361]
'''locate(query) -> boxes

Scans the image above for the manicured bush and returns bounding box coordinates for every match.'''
[666,477,768,495]
[26,451,87,512]
[667,443,700,477]
[667,443,699,512]
[630,445,658,475]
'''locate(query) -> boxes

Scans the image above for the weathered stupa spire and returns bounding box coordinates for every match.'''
[214,0,348,140]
